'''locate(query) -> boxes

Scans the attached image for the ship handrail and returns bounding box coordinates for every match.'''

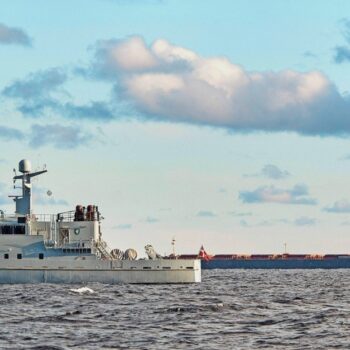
[0,214,19,222]
[93,239,114,260]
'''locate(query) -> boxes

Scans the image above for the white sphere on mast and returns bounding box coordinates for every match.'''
[19,159,32,173]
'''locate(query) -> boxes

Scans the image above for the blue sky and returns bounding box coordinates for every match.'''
[1,0,350,255]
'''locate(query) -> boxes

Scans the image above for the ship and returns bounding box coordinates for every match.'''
[177,246,350,269]
[0,160,201,284]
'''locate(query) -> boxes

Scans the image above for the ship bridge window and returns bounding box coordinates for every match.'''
[14,226,25,235]
[4,254,9,259]
[63,248,92,254]
[1,226,12,235]
[17,253,22,260]
[0,226,25,235]
[17,217,26,224]
[39,253,44,260]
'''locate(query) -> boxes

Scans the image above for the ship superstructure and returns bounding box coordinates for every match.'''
[0,160,201,284]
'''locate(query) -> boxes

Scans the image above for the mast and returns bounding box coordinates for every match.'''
[10,159,47,215]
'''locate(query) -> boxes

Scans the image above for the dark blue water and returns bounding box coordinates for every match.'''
[0,270,349,349]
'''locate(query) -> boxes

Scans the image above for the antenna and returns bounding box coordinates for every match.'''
[171,237,176,256]
[9,159,48,215]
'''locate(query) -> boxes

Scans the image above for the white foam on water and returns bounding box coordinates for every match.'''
[70,287,95,294]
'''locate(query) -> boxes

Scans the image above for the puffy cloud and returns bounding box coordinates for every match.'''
[0,23,31,46]
[3,68,67,116]
[294,216,316,226]
[324,199,350,213]
[196,210,216,217]
[89,36,197,79]
[3,68,67,100]
[6,35,350,135]
[99,36,157,73]
[86,36,350,135]
[239,184,317,205]
[28,124,90,149]
[3,68,113,120]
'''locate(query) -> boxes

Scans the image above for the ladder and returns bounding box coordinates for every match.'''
[96,239,114,260]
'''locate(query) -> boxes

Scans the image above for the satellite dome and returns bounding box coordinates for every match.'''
[19,159,31,173]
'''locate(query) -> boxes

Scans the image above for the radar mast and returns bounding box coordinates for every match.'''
[10,159,47,215]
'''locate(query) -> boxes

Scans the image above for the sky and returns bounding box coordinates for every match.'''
[1,0,350,256]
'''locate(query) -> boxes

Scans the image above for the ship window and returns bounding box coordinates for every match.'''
[143,266,152,270]
[4,254,9,259]
[39,253,44,260]
[14,226,25,235]
[1,226,12,235]
[17,253,22,260]
[87,249,91,254]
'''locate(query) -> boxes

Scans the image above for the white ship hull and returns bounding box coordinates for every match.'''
[0,259,201,284]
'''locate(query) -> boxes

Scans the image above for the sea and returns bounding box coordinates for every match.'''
[0,269,349,349]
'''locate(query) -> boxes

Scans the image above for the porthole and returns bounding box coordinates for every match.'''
[74,228,80,235]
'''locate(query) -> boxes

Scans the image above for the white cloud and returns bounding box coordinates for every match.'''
[152,39,198,64]
[239,184,317,205]
[109,36,157,71]
[89,36,350,135]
